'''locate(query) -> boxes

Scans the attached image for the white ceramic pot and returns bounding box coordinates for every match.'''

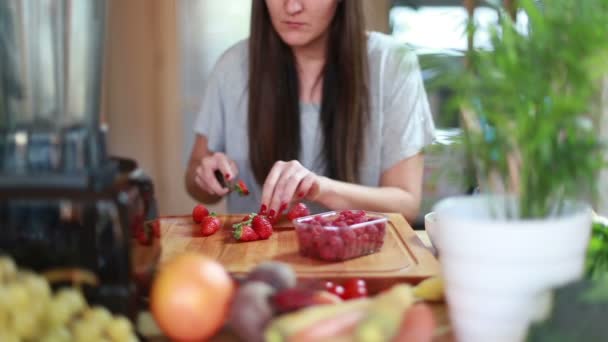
[433,195,592,342]
[424,211,440,249]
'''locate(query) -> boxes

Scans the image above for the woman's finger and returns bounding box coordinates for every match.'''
[203,164,229,196]
[278,168,309,209]
[229,160,239,179]
[296,173,316,201]
[261,161,286,217]
[269,162,308,215]
[216,154,237,181]
[195,174,210,194]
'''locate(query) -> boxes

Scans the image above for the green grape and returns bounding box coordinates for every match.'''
[105,316,135,342]
[0,309,9,332]
[39,326,72,342]
[55,288,86,315]
[0,331,20,342]
[0,286,10,328]
[5,283,29,308]
[45,296,74,328]
[72,318,104,342]
[83,306,113,328]
[19,272,51,300]
[0,256,17,282]
[11,309,38,339]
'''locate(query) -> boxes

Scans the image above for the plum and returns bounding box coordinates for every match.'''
[245,262,297,291]
[228,281,275,342]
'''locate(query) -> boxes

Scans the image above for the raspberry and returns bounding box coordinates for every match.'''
[366,225,379,236]
[320,245,337,261]
[353,216,367,224]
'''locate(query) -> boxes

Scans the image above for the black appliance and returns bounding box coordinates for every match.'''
[0,0,157,317]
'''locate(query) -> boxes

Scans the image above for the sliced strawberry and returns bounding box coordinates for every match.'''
[252,215,273,240]
[200,213,221,237]
[192,204,209,223]
[287,203,311,221]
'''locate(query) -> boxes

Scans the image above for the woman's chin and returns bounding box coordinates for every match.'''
[279,33,317,49]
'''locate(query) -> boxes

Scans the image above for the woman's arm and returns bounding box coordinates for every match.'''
[314,154,424,223]
[185,135,238,204]
[260,154,424,223]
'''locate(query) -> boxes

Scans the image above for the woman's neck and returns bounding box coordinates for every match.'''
[292,33,328,104]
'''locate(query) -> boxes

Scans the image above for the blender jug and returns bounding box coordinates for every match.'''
[0,0,112,188]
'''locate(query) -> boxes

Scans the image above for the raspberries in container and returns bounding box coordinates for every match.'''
[293,210,388,262]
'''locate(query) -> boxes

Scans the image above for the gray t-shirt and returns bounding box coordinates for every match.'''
[194,32,436,213]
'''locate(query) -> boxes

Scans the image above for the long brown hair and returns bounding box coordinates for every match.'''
[248,0,369,185]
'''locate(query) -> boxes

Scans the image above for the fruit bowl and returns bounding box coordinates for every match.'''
[293,210,388,262]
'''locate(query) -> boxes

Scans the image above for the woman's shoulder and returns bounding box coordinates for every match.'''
[367,31,418,65]
[210,38,249,80]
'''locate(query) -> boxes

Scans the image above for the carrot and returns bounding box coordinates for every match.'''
[289,310,366,342]
[393,303,436,342]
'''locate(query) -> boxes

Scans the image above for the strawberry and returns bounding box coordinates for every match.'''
[235,179,249,196]
[152,220,161,238]
[136,227,152,246]
[242,213,255,222]
[287,203,310,221]
[252,215,273,240]
[192,204,209,223]
[200,213,221,237]
[233,224,260,242]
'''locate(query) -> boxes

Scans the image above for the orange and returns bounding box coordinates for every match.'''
[150,253,234,341]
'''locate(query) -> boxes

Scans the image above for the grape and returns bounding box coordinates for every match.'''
[55,288,86,315]
[83,306,113,327]
[46,296,74,328]
[0,256,138,342]
[105,316,135,342]
[40,326,72,342]
[46,290,85,328]
[12,310,38,339]
[72,317,104,342]
[5,283,29,308]
[0,256,17,282]
[0,331,20,342]
[20,271,51,299]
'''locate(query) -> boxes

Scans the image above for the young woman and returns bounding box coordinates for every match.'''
[185,0,435,223]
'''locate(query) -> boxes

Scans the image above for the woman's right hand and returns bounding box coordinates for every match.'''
[194,152,239,196]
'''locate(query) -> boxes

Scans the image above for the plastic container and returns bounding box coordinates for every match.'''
[293,210,388,262]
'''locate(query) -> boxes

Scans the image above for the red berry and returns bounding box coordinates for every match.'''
[200,214,221,237]
[328,284,345,298]
[343,279,368,300]
[252,215,273,239]
[324,281,337,292]
[152,220,161,238]
[233,223,260,242]
[235,179,249,196]
[287,203,311,221]
[192,204,209,223]
[136,230,152,246]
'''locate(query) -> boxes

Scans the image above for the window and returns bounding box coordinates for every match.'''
[390,5,529,51]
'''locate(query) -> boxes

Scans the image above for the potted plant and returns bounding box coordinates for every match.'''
[432,1,608,341]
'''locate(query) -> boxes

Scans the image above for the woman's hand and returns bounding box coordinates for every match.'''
[194,152,239,197]
[261,160,320,218]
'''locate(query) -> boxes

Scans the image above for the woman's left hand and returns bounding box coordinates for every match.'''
[261,160,321,219]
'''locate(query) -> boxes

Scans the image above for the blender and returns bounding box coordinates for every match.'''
[0,0,157,316]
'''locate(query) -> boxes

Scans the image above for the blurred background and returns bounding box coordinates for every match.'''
[102,0,531,223]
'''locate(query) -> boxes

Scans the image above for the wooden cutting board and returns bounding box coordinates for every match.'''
[147,213,439,281]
